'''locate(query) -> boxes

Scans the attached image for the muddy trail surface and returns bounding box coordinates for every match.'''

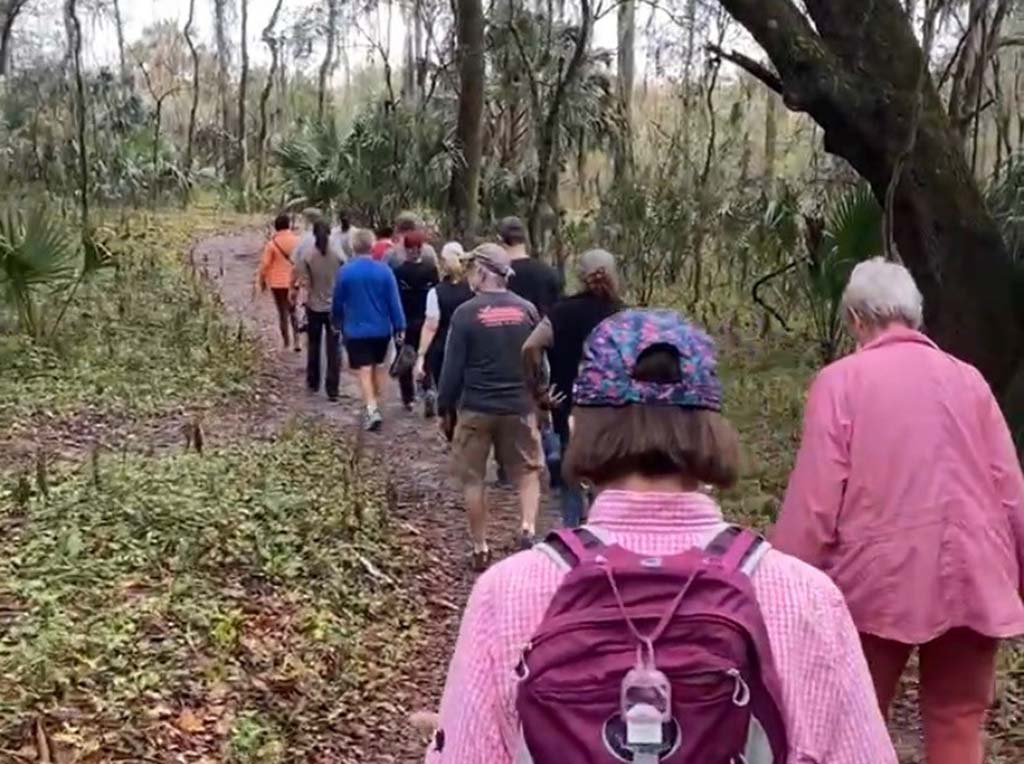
[203,229,558,762]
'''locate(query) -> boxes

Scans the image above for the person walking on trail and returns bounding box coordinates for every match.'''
[257,213,301,352]
[386,211,438,269]
[500,216,561,317]
[330,209,354,259]
[420,309,895,764]
[416,242,474,422]
[372,225,395,261]
[437,244,542,570]
[393,229,440,414]
[292,220,345,401]
[772,258,1024,764]
[332,228,406,432]
[522,249,624,527]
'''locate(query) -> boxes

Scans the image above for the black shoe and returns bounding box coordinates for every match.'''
[471,548,492,572]
[518,531,536,551]
[327,394,339,403]
[423,391,437,419]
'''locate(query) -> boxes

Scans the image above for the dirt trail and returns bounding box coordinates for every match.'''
[203,229,556,762]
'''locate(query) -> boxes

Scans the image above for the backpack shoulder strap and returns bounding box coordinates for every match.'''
[705,525,770,576]
[271,237,292,263]
[535,527,606,570]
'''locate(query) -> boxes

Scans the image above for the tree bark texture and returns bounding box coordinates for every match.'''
[527,0,593,253]
[112,0,127,82]
[763,88,778,191]
[448,0,485,236]
[213,0,232,176]
[318,0,339,123]
[614,0,635,183]
[184,0,200,176]
[237,0,249,183]
[0,0,29,77]
[65,0,88,230]
[718,0,1024,400]
[256,0,285,190]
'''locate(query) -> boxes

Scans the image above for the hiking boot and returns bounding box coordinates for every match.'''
[471,548,492,572]
[423,390,437,419]
[519,530,537,551]
[365,408,383,432]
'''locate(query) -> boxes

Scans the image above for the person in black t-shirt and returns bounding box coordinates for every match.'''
[416,242,474,419]
[499,216,562,316]
[522,249,624,526]
[393,229,439,411]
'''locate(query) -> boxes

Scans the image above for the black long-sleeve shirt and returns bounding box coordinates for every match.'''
[437,290,539,416]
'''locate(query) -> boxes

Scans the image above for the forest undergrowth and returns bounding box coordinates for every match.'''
[0,209,1021,763]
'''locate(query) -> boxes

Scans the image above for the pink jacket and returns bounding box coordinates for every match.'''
[773,327,1024,644]
[426,491,896,763]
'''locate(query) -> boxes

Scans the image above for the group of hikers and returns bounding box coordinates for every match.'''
[256,208,1024,764]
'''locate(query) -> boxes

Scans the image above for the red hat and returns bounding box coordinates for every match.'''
[404,230,426,249]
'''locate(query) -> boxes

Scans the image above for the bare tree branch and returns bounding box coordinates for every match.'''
[706,44,782,94]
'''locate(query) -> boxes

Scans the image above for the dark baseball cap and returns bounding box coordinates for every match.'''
[498,216,528,245]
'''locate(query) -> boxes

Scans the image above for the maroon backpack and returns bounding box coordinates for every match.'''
[514,526,789,764]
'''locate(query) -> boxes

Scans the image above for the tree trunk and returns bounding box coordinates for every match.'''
[213,0,232,176]
[614,0,635,183]
[448,0,485,237]
[413,0,426,102]
[718,0,1024,401]
[763,89,779,192]
[112,0,127,82]
[402,3,415,99]
[65,0,88,231]
[256,0,285,191]
[237,0,249,184]
[318,0,339,123]
[528,0,593,254]
[0,0,29,77]
[184,0,200,178]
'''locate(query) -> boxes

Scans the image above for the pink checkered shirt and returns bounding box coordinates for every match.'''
[425,490,896,763]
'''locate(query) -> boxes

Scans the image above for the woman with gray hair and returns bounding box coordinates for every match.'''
[522,248,624,526]
[773,257,1024,764]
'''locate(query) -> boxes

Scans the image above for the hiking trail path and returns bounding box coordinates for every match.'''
[204,228,557,762]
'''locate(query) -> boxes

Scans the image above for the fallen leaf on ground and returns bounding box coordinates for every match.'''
[176,709,204,734]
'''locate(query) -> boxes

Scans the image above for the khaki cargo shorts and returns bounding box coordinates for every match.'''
[452,410,542,486]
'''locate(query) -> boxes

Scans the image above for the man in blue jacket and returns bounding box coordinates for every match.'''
[332,228,406,431]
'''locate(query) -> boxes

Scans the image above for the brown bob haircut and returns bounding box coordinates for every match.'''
[563,344,740,489]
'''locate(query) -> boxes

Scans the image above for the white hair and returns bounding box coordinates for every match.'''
[351,228,375,254]
[841,257,924,330]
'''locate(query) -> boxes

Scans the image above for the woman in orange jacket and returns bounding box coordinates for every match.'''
[257,214,301,351]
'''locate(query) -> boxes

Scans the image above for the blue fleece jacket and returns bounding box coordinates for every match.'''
[331,256,407,339]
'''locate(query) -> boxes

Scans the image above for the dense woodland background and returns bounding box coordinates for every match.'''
[1,0,1023,762]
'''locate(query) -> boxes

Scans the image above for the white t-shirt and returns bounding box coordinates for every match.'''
[425,287,440,321]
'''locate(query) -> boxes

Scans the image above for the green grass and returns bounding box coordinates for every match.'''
[0,423,425,761]
[0,209,260,431]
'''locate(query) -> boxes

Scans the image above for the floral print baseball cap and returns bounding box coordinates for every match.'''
[573,309,723,411]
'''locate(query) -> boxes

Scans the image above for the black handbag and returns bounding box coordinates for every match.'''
[389,343,417,378]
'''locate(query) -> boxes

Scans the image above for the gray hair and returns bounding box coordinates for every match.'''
[351,228,375,255]
[841,257,924,330]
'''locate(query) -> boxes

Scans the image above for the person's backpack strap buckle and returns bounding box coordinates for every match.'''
[705,525,770,575]
[535,527,607,570]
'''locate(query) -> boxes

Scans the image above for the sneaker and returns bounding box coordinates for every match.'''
[518,530,536,551]
[423,391,436,419]
[365,408,383,432]
[402,401,414,413]
[471,548,492,572]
